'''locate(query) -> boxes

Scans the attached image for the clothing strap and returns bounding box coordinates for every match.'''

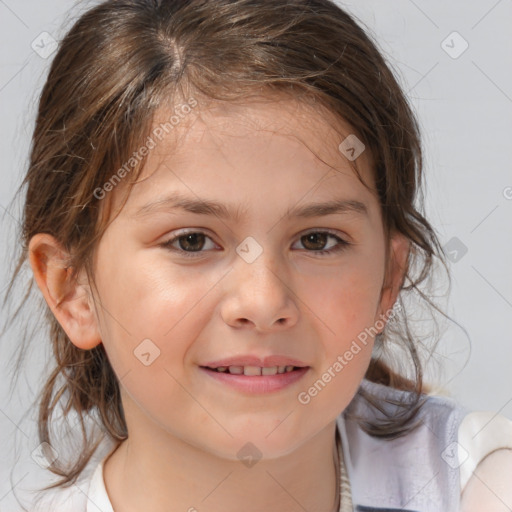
[333,422,353,512]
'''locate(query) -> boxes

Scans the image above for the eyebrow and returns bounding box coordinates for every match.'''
[133,192,368,221]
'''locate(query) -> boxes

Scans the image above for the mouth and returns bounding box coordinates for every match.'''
[200,365,304,376]
[198,364,310,394]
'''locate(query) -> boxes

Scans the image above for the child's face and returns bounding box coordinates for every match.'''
[87,95,405,458]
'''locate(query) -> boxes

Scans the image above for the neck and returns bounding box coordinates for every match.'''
[103,417,339,512]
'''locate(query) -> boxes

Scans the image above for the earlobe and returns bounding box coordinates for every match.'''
[376,232,410,328]
[28,233,102,350]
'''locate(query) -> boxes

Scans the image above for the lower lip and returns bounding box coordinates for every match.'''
[199,366,310,394]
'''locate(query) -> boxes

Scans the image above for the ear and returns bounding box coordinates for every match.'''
[28,233,102,350]
[375,231,410,330]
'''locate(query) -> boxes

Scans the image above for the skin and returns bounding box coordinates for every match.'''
[29,94,411,511]
[460,449,512,511]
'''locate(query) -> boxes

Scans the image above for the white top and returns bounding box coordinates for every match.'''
[80,411,512,512]
[25,380,512,512]
[86,455,115,512]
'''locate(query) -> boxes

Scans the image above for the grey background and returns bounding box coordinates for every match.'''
[1,0,511,509]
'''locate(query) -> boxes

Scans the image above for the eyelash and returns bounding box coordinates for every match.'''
[159,229,350,258]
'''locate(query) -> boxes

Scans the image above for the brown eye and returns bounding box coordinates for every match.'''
[160,231,217,257]
[301,232,329,251]
[176,233,206,252]
[295,231,349,256]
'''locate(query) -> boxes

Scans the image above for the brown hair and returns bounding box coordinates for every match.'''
[3,0,450,492]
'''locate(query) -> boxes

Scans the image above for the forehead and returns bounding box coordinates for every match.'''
[153,93,371,173]
[108,92,377,220]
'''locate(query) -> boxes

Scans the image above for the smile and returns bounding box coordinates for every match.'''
[205,365,298,375]
[199,365,310,393]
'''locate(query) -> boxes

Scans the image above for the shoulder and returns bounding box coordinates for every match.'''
[458,411,512,510]
[341,379,512,510]
[27,438,118,512]
[460,450,512,511]
[345,378,466,436]
[28,477,91,512]
[341,379,466,510]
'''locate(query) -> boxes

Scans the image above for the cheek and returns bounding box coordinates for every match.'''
[310,249,385,339]
[91,244,230,385]
[300,245,384,389]
[91,259,216,429]
[293,268,381,427]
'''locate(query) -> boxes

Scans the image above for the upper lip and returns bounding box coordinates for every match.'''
[201,355,309,368]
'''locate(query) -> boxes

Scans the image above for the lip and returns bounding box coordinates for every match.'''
[201,355,308,368]
[199,365,310,394]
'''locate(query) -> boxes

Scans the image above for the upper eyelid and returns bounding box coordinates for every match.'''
[162,228,349,246]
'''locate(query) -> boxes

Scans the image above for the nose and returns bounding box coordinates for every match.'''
[220,248,300,333]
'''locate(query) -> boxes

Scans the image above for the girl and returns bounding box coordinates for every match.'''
[4,0,512,510]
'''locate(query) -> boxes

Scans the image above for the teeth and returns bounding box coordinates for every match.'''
[211,365,297,375]
[244,365,261,376]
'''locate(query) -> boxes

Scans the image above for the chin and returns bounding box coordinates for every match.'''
[201,423,312,462]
